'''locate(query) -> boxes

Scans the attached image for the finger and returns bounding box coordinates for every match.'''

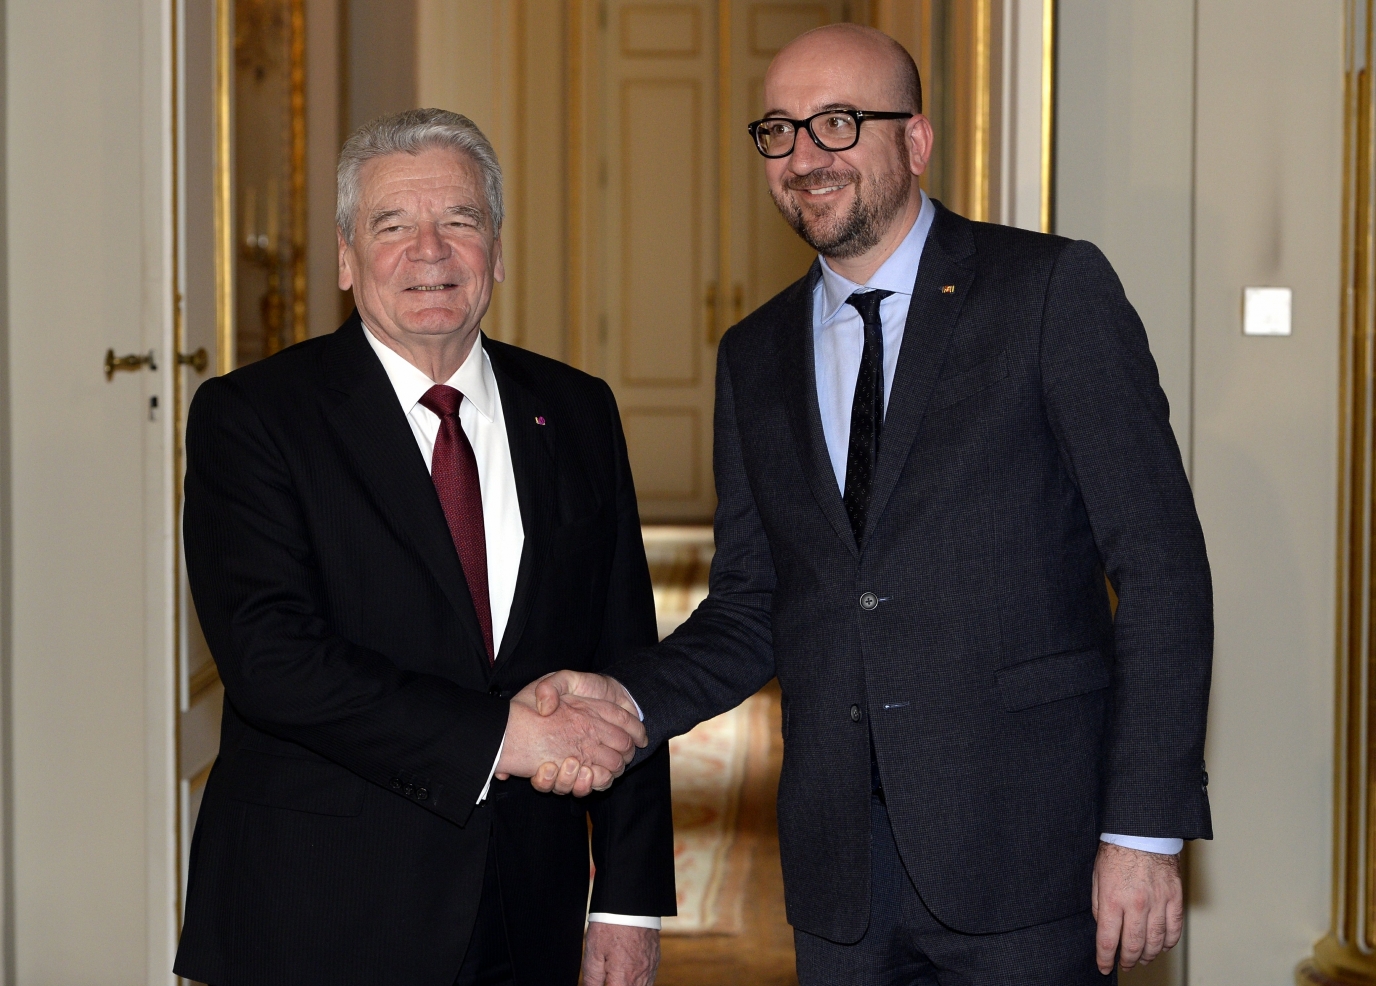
[1118,895,1148,969]
[590,764,614,791]
[568,699,645,750]
[1096,904,1123,975]
[534,677,562,716]
[528,762,558,793]
[494,771,510,781]
[1164,881,1185,950]
[551,757,581,796]
[572,765,594,798]
[1141,896,1168,964]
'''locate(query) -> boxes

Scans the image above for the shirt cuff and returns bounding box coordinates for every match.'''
[587,913,662,930]
[1099,833,1184,855]
[477,735,505,804]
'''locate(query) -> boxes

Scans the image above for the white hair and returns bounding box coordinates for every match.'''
[336,107,504,243]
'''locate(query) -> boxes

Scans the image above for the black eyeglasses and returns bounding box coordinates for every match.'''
[747,109,913,158]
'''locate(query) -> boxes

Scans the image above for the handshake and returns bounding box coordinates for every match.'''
[493,671,646,797]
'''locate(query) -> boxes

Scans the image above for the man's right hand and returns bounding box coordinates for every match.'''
[494,678,647,797]
[524,671,645,795]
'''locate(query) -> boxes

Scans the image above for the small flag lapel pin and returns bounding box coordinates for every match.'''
[534,415,546,426]
[940,284,956,294]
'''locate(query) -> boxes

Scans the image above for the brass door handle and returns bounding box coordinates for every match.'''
[178,347,209,373]
[105,348,157,381]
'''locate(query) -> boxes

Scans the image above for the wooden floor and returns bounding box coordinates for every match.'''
[656,682,799,986]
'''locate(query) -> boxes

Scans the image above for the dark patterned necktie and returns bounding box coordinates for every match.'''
[843,289,893,547]
[419,384,495,664]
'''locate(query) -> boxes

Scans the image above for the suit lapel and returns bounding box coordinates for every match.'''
[777,261,860,557]
[319,317,491,670]
[863,205,977,544]
[484,340,557,669]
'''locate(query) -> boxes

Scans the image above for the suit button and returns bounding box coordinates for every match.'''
[416,788,429,801]
[850,704,861,722]
[859,592,878,611]
[390,778,401,791]
[488,685,501,696]
[1201,771,1209,788]
[402,784,414,797]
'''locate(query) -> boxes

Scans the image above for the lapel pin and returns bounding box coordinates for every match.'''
[534,415,546,426]
[940,284,956,294]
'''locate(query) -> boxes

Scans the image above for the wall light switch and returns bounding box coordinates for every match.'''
[1243,286,1292,336]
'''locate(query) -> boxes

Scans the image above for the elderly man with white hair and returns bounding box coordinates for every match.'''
[173,109,674,986]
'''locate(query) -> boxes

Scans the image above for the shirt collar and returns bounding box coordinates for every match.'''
[817,190,936,325]
[360,322,496,422]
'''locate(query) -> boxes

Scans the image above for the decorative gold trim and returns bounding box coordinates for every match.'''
[715,0,730,345]
[1039,0,1055,233]
[567,0,585,368]
[213,0,234,373]
[289,0,308,345]
[970,0,991,223]
[1299,0,1376,980]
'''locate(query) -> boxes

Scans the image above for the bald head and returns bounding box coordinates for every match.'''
[770,23,921,116]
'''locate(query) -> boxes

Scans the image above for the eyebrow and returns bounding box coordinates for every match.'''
[367,204,488,231]
[761,102,858,119]
[367,208,406,231]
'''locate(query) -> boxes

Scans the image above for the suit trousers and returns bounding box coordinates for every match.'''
[454,839,516,986]
[793,797,1114,986]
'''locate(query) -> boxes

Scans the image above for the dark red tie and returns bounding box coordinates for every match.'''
[419,384,494,664]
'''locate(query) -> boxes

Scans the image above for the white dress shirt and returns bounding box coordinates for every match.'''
[810,193,1182,857]
[362,325,660,928]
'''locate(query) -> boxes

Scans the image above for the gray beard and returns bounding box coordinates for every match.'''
[771,168,913,259]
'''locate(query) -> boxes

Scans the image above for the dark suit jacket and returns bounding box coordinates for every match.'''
[611,204,1212,941]
[174,316,675,986]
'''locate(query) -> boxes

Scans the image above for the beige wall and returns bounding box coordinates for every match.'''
[1059,0,1343,983]
[1188,0,1342,980]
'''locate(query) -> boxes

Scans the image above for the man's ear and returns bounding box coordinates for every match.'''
[492,233,506,284]
[907,114,934,178]
[337,228,353,291]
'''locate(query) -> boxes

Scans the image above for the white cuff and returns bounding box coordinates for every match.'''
[1099,833,1184,855]
[587,913,662,930]
[477,735,505,804]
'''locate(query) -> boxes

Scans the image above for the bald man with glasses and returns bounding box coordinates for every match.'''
[537,23,1212,985]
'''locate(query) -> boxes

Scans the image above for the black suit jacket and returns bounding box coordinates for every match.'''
[174,316,675,986]
[611,204,1212,941]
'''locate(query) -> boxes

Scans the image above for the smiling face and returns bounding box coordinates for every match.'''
[762,26,932,267]
[338,146,504,366]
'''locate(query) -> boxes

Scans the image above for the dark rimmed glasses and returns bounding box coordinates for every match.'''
[747,109,913,158]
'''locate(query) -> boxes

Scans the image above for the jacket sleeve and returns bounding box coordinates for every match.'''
[1039,239,1214,840]
[585,380,678,917]
[608,338,779,757]
[183,375,509,828]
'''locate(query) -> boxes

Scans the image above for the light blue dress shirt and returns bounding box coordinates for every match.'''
[806,191,1182,857]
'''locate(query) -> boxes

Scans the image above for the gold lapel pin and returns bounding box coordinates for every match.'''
[940,284,955,294]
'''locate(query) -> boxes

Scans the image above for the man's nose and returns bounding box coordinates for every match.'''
[409,221,448,260]
[787,124,834,173]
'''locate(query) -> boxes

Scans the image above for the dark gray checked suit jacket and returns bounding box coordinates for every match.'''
[611,202,1213,942]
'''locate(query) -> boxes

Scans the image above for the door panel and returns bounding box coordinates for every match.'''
[582,0,846,522]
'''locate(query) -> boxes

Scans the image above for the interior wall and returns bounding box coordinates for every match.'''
[0,0,10,976]
[1187,0,1342,980]
[1055,0,1196,462]
[1059,1,1343,984]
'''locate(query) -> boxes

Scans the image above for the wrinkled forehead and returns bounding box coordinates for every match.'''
[763,39,901,117]
[357,147,484,209]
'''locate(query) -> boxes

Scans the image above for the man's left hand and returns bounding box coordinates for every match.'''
[1092,842,1183,973]
[582,923,659,986]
